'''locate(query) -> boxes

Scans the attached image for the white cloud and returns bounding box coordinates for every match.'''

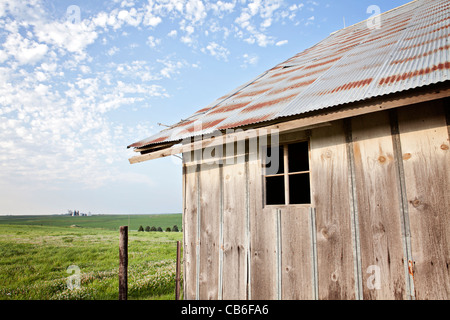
[143,15,162,27]
[261,18,272,29]
[305,15,315,26]
[121,0,135,8]
[117,8,143,27]
[233,0,286,47]
[209,1,236,16]
[168,29,178,37]
[114,60,160,82]
[185,0,207,24]
[241,53,259,68]
[2,33,48,65]
[157,57,188,78]
[276,39,288,46]
[184,25,195,34]
[235,11,252,28]
[201,42,230,61]
[248,0,261,16]
[180,35,194,45]
[289,4,304,11]
[79,65,91,74]
[107,46,119,56]
[147,35,161,48]
[0,50,7,63]
[34,20,98,56]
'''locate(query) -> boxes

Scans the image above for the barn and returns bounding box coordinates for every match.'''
[128,0,449,300]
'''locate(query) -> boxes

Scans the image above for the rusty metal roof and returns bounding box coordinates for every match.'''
[128,0,449,149]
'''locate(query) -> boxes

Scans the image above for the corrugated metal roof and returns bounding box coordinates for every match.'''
[128,0,449,149]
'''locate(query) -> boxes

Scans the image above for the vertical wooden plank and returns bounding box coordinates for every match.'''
[344,119,363,300]
[119,226,128,301]
[222,156,248,299]
[310,207,319,299]
[183,160,198,300]
[310,120,356,300]
[248,155,277,299]
[283,147,289,205]
[175,240,181,300]
[198,161,221,299]
[351,111,407,299]
[398,101,450,300]
[280,206,314,300]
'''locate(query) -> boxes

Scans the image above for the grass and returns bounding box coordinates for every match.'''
[0,213,182,231]
[0,214,183,300]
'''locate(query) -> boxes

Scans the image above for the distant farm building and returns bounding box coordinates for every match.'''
[128,0,449,300]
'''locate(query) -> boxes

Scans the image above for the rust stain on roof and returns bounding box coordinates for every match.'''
[234,88,272,98]
[406,23,450,41]
[269,78,318,96]
[208,101,252,115]
[240,93,298,113]
[391,45,450,65]
[303,57,342,70]
[217,114,273,130]
[399,34,449,51]
[378,62,450,85]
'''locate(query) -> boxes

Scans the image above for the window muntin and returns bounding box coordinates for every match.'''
[265,141,311,205]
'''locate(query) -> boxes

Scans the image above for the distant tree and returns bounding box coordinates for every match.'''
[165,227,171,232]
[172,225,179,232]
[150,226,157,231]
[145,226,150,232]
[157,227,163,232]
[138,225,144,232]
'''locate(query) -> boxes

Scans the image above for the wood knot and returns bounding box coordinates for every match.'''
[320,225,336,240]
[378,155,386,163]
[403,153,412,160]
[441,144,449,150]
[410,198,421,208]
[331,272,338,282]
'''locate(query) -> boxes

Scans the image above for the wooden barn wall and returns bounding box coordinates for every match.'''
[182,98,449,300]
[397,100,450,299]
[350,112,407,299]
[310,120,357,299]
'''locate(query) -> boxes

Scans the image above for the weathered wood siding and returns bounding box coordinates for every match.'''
[182,161,198,300]
[182,98,449,300]
[280,206,314,300]
[198,161,221,299]
[310,120,357,299]
[222,156,247,299]
[351,111,407,299]
[397,101,450,299]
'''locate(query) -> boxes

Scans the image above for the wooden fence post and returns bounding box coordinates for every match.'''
[119,226,128,300]
[175,240,181,300]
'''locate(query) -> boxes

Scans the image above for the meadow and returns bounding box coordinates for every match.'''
[0,214,183,300]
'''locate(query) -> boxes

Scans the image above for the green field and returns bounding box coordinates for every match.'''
[0,214,183,300]
[0,213,182,231]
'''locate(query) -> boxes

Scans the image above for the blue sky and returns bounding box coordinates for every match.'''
[0,0,411,215]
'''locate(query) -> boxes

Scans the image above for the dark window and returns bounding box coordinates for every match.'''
[265,141,311,205]
[265,145,284,175]
[288,141,309,172]
[266,176,285,205]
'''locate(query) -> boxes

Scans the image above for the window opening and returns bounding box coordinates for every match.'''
[265,141,311,205]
